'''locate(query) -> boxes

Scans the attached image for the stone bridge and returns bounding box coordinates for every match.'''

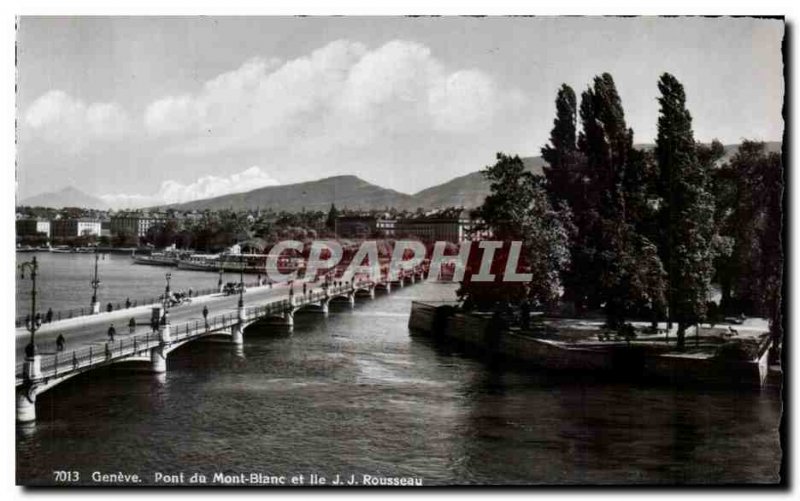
[16,265,427,423]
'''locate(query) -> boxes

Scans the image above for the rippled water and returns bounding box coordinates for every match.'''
[15,256,782,485]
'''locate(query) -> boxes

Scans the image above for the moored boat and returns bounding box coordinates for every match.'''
[132,253,179,266]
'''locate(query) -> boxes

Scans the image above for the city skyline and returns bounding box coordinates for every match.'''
[16,17,784,207]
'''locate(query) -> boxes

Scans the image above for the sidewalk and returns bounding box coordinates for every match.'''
[15,280,292,339]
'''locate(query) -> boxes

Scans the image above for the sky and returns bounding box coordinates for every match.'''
[15,16,784,208]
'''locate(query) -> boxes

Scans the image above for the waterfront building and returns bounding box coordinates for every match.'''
[50,218,102,238]
[110,212,167,238]
[394,210,482,243]
[16,218,51,238]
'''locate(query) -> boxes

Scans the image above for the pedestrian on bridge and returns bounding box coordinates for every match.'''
[203,305,209,328]
[129,317,136,334]
[46,308,53,323]
[106,302,113,313]
[108,323,116,343]
[303,283,307,296]
[125,297,131,309]
[56,334,65,352]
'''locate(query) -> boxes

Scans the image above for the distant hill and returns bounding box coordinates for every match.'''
[19,186,110,210]
[25,142,780,212]
[163,157,547,213]
[718,141,782,162]
[408,156,546,209]
[634,141,782,163]
[163,175,414,212]
[157,142,782,212]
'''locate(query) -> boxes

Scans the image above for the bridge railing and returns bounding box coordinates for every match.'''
[14,280,271,327]
[30,307,241,382]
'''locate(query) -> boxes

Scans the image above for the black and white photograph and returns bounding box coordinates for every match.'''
[10,11,788,490]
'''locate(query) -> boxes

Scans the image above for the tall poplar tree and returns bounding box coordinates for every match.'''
[541,84,587,308]
[542,84,580,206]
[655,73,715,349]
[574,74,665,328]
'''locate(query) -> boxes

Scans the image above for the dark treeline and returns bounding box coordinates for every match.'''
[460,72,783,351]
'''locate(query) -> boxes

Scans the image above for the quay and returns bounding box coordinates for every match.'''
[409,301,775,389]
[16,265,428,423]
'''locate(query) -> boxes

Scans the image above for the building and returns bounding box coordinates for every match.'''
[335,215,377,239]
[16,219,51,238]
[394,210,484,243]
[50,218,102,238]
[376,218,396,237]
[110,212,167,238]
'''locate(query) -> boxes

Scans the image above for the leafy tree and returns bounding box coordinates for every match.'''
[112,228,138,247]
[655,73,715,349]
[574,73,666,327]
[541,85,590,308]
[719,142,783,348]
[460,153,571,309]
[542,84,582,206]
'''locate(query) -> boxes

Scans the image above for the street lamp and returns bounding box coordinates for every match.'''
[90,248,101,313]
[162,272,172,325]
[19,256,41,356]
[238,254,245,308]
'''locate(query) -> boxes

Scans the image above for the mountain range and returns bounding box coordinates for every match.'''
[162,156,546,213]
[18,186,110,210]
[19,142,781,212]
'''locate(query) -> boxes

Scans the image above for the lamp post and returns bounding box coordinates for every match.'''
[162,272,172,325]
[90,248,101,314]
[19,256,41,358]
[238,254,245,308]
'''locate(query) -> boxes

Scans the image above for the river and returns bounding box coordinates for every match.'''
[15,253,782,485]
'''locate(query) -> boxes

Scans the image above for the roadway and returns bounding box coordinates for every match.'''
[15,278,322,367]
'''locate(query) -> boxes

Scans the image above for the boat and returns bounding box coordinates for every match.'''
[177,253,220,271]
[176,252,304,275]
[132,253,179,267]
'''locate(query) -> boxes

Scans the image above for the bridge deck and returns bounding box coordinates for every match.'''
[16,282,364,387]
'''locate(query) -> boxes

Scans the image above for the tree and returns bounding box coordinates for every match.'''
[542,84,582,207]
[541,85,590,309]
[325,204,338,232]
[655,73,715,349]
[460,153,571,309]
[112,228,138,247]
[574,73,666,327]
[717,142,783,349]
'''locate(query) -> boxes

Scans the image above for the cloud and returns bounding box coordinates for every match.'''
[23,90,128,152]
[143,39,527,155]
[100,165,279,208]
